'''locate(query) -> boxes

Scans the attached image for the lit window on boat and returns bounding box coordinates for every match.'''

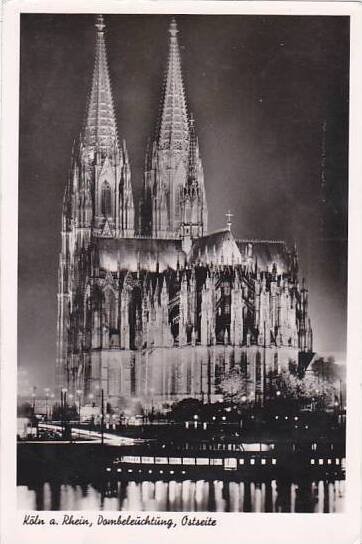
[310,459,315,465]
[250,459,255,465]
[117,468,122,472]
[341,458,346,469]
[336,458,340,465]
[183,458,195,465]
[106,467,111,472]
[272,459,276,465]
[141,456,154,464]
[243,443,268,451]
[128,469,133,473]
[319,459,323,465]
[239,459,244,465]
[327,459,332,465]
[196,458,209,465]
[123,456,139,463]
[169,457,182,464]
[155,457,168,464]
[212,459,223,466]
[224,458,237,469]
[261,459,266,465]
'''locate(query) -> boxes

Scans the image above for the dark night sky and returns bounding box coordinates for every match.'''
[18,14,349,389]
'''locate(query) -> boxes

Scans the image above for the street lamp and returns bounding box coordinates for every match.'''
[50,393,55,420]
[101,388,105,446]
[149,387,155,419]
[68,394,74,419]
[44,388,50,419]
[61,388,68,437]
[76,389,82,420]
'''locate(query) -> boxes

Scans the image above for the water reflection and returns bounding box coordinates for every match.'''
[17,479,345,513]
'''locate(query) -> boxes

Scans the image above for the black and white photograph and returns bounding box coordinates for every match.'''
[1,0,360,536]
[14,11,351,515]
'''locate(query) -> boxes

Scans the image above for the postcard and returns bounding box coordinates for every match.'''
[1,1,361,543]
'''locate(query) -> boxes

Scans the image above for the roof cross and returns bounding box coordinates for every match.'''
[225,210,233,231]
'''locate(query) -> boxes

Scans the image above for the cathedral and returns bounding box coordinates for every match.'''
[56,15,313,411]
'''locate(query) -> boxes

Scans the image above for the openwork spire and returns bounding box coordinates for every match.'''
[83,15,118,153]
[158,18,189,153]
[187,114,197,183]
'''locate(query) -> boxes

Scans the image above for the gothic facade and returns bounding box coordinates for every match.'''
[56,16,313,411]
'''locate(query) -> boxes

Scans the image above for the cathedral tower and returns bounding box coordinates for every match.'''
[141,19,208,243]
[80,13,135,239]
[56,15,135,393]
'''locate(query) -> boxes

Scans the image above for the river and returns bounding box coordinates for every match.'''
[17,478,345,512]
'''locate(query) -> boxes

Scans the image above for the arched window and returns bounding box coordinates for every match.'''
[104,288,117,330]
[273,352,278,374]
[101,181,112,217]
[174,186,181,221]
[255,351,262,382]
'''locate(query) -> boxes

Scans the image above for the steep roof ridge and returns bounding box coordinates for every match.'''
[236,239,287,244]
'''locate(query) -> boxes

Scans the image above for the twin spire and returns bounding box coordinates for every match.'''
[81,15,206,239]
[158,18,190,153]
[83,14,118,154]
[84,15,190,156]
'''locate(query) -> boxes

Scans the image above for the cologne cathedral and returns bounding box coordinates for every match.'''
[56,15,313,411]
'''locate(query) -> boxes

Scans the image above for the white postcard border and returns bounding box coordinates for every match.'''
[1,1,361,543]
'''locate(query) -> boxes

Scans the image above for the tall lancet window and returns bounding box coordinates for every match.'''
[101,181,112,217]
[104,288,117,330]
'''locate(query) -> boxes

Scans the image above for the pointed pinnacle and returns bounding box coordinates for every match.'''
[95,14,105,32]
[169,18,178,37]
